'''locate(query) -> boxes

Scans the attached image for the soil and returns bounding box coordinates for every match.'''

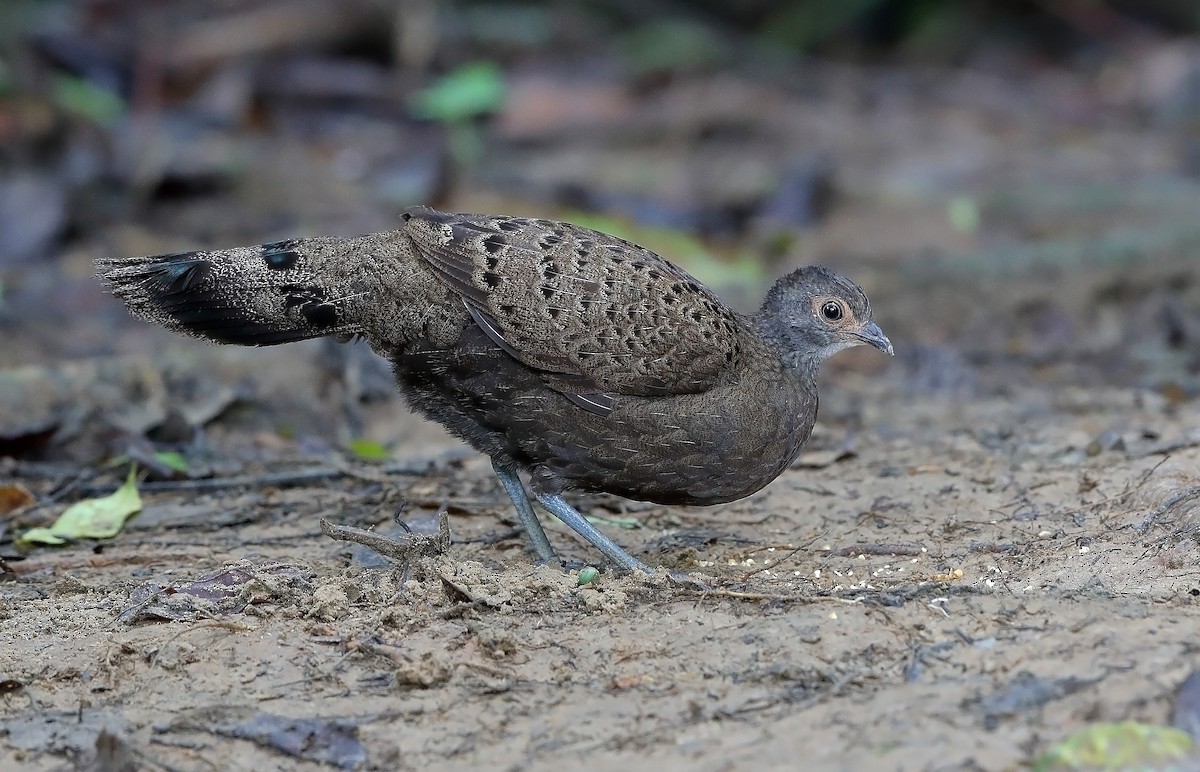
[3,317,1198,771]
[3,40,1200,772]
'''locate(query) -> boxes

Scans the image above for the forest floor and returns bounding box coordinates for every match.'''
[2,22,1200,771]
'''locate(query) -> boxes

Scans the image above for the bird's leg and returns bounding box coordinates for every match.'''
[491,461,558,564]
[530,490,652,574]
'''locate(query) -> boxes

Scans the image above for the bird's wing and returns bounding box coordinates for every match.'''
[403,207,741,415]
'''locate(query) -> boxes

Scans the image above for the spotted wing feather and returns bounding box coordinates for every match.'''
[402,207,742,410]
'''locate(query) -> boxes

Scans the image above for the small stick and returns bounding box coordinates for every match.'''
[1135,486,1200,535]
[66,450,472,496]
[833,543,925,557]
[319,511,451,563]
[700,588,861,604]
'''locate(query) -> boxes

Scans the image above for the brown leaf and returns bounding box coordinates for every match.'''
[0,483,35,515]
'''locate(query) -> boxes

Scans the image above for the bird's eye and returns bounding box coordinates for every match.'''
[820,301,844,321]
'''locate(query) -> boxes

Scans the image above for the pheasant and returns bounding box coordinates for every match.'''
[98,207,892,572]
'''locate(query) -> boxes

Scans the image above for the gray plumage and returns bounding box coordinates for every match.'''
[98,206,893,572]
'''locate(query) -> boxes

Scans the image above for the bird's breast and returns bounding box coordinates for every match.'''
[535,370,818,505]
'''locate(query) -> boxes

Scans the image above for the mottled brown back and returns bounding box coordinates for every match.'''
[402,207,742,408]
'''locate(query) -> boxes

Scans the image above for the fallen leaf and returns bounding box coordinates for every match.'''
[0,483,35,515]
[160,707,366,769]
[119,562,314,623]
[347,438,390,461]
[153,451,190,473]
[19,467,141,545]
[1035,722,1193,771]
[224,712,366,768]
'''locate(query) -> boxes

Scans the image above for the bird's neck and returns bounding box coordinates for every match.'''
[750,312,824,383]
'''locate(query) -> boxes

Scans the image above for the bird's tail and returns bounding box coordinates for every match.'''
[97,237,370,346]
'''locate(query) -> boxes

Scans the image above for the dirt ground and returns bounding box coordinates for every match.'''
[2,370,1199,771]
[3,348,1200,771]
[3,17,1200,771]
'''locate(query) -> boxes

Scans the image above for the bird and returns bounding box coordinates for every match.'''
[98,206,893,573]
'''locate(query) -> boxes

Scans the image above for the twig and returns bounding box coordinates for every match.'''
[437,599,491,619]
[0,460,80,479]
[72,453,466,496]
[969,542,1015,554]
[319,512,450,564]
[140,467,347,493]
[12,551,200,575]
[1135,486,1200,535]
[833,543,925,557]
[697,588,861,604]
[455,527,523,546]
[739,531,824,580]
[1134,434,1200,458]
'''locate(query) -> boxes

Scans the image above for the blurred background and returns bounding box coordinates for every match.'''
[1,0,1198,460]
[6,8,1200,768]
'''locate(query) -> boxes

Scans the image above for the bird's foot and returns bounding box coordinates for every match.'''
[530,491,653,574]
[491,464,654,574]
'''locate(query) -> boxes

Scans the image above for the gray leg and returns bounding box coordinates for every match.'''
[491,462,557,564]
[531,490,652,574]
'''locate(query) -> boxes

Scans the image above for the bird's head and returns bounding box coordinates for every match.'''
[757,265,893,372]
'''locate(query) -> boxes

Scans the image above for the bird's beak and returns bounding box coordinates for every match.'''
[855,321,894,356]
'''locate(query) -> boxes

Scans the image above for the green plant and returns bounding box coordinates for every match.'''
[410,61,506,166]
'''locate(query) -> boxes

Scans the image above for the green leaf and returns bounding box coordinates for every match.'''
[947,195,981,234]
[20,467,142,545]
[52,74,124,126]
[154,451,190,473]
[1034,722,1193,771]
[348,439,391,462]
[410,61,506,123]
[577,566,599,586]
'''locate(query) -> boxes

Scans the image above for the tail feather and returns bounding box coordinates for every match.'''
[97,239,362,346]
